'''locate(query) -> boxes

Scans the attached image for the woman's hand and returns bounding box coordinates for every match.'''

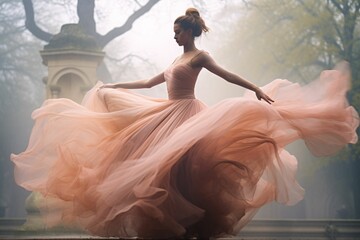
[255,88,274,104]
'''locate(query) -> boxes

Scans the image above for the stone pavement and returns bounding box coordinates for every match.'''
[1,218,360,240]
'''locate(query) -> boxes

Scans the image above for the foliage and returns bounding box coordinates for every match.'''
[216,0,360,218]
[218,0,359,83]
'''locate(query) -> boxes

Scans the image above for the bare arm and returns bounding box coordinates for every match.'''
[100,72,165,89]
[194,52,274,104]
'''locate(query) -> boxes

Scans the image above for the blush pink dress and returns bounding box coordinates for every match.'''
[11,58,359,238]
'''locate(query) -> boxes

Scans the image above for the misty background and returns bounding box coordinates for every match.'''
[0,0,359,221]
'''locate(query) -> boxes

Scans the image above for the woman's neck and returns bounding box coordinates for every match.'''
[183,41,197,53]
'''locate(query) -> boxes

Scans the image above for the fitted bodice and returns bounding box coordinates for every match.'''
[164,63,201,100]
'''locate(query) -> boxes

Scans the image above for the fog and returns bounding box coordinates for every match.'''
[101,0,241,104]
[1,0,358,221]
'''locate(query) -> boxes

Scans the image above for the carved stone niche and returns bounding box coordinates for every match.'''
[40,24,105,103]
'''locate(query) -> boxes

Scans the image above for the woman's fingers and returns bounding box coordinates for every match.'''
[256,91,274,104]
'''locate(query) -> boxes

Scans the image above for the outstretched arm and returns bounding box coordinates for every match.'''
[194,53,274,104]
[100,72,165,89]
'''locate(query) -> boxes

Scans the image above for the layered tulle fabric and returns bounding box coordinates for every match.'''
[11,62,358,238]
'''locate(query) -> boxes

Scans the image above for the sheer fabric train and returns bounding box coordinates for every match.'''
[11,61,358,238]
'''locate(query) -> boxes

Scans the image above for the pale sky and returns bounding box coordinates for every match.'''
[118,0,226,67]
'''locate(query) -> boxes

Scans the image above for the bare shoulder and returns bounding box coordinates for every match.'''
[192,51,229,76]
[191,50,214,68]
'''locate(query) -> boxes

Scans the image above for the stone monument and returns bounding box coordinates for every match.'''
[41,23,105,103]
[23,24,104,231]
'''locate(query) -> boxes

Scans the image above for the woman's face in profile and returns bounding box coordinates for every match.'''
[173,24,192,46]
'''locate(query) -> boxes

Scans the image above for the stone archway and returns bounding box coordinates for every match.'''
[50,69,91,104]
[56,73,84,103]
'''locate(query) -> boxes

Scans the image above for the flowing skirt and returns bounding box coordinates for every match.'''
[11,66,358,238]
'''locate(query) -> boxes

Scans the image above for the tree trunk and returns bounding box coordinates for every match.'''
[77,0,98,37]
[22,0,161,49]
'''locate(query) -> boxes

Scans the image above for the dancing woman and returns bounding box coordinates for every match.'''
[12,7,358,239]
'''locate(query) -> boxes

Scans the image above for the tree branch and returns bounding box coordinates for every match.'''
[354,0,360,18]
[77,0,97,36]
[298,0,318,17]
[106,53,152,65]
[99,0,160,48]
[22,0,53,42]
[329,0,345,14]
[134,0,143,7]
[325,2,343,44]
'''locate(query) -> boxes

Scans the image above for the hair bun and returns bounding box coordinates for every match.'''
[185,8,200,18]
[174,7,209,37]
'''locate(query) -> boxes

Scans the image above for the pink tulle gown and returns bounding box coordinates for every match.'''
[11,57,358,238]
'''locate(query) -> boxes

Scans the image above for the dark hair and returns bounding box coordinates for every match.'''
[174,8,209,37]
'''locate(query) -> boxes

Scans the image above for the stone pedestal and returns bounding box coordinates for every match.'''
[23,23,105,230]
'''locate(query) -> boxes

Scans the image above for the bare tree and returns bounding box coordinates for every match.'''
[22,0,161,49]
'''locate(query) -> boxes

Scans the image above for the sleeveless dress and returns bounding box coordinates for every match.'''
[11,58,359,238]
